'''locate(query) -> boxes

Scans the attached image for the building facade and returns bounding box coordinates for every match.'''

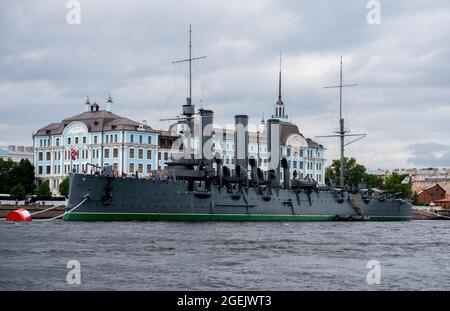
[33,97,159,194]
[0,145,33,162]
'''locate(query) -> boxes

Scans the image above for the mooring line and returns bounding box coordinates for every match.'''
[32,198,89,222]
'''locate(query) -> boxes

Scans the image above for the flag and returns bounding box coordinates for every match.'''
[70,148,78,160]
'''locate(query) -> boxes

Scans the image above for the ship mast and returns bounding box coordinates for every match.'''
[319,57,365,188]
[169,25,207,158]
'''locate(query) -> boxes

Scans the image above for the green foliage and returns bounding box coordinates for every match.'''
[382,173,411,198]
[59,176,70,198]
[36,181,52,199]
[0,158,35,194]
[11,159,35,194]
[9,183,26,200]
[364,174,384,189]
[0,158,15,193]
[325,157,367,187]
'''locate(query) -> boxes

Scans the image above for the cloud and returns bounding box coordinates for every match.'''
[408,143,450,167]
[0,0,449,169]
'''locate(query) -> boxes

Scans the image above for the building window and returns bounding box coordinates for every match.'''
[83,137,86,144]
[38,152,43,161]
[147,149,152,159]
[105,135,109,143]
[287,148,291,157]
[114,135,118,143]
[147,164,152,172]
[138,164,143,173]
[138,149,143,159]
[68,137,71,145]
[94,136,98,144]
[46,166,51,174]
[148,136,152,144]
[164,152,168,161]
[130,134,134,143]
[110,134,113,143]
[104,148,110,158]
[46,152,51,161]
[113,148,118,158]
[129,163,135,173]
[38,166,43,175]
[56,138,60,146]
[158,152,161,160]
[139,135,142,144]
[75,137,79,144]
[300,161,304,169]
[129,148,135,158]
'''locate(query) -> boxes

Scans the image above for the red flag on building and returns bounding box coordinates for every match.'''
[70,148,78,160]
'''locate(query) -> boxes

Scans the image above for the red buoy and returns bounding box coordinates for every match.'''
[6,208,32,222]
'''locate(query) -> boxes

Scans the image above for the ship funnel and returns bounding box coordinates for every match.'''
[249,157,259,185]
[214,152,223,186]
[281,158,290,189]
[234,115,249,176]
[267,119,280,182]
[199,109,214,171]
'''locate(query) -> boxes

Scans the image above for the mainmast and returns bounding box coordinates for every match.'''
[319,57,364,188]
[170,25,207,158]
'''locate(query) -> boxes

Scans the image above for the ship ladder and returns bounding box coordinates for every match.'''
[349,194,366,219]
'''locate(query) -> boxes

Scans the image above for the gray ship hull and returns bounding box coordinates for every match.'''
[64,173,412,221]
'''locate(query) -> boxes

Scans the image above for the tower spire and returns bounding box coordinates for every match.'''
[278,52,283,104]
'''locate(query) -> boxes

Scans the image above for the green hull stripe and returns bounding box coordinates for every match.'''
[64,212,410,222]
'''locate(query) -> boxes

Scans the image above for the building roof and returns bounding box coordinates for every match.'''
[34,109,158,136]
[279,121,323,148]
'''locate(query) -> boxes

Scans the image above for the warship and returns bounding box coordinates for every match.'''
[64,28,412,221]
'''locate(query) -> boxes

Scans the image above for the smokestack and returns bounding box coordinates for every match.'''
[234,115,249,175]
[267,119,281,181]
[199,109,214,171]
[249,157,259,185]
[281,158,290,189]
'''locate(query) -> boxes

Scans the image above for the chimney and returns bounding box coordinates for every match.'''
[267,118,280,181]
[281,158,290,189]
[198,109,214,171]
[234,115,249,174]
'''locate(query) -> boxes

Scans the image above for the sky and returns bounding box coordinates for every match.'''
[0,0,449,169]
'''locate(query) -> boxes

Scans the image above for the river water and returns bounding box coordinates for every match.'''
[0,220,449,290]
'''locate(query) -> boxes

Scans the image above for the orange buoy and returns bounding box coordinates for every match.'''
[6,208,32,222]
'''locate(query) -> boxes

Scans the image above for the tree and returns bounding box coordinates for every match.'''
[325,157,367,187]
[0,158,35,195]
[0,158,15,193]
[36,181,52,199]
[383,173,411,199]
[365,174,384,189]
[11,159,35,194]
[59,176,70,198]
[9,183,26,200]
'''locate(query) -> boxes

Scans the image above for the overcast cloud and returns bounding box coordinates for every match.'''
[0,0,449,169]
